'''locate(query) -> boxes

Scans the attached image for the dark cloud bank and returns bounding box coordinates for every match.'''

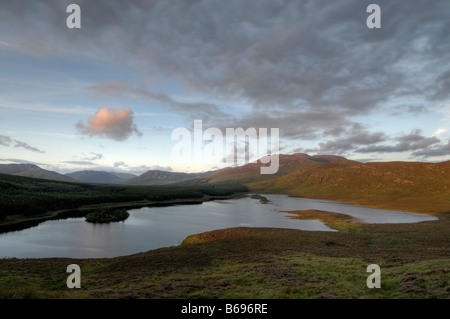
[1,0,450,159]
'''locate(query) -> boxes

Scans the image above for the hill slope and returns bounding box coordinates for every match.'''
[200,153,360,184]
[65,170,134,184]
[0,164,75,182]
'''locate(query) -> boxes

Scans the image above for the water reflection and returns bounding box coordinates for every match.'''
[0,195,437,258]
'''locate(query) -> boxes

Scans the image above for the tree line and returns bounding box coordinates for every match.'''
[0,173,247,220]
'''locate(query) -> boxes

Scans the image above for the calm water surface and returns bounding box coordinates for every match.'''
[0,194,437,258]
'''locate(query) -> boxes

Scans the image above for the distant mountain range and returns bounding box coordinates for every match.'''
[2,153,449,213]
[0,164,76,182]
[1,154,349,185]
[124,170,217,185]
[65,170,136,184]
[0,163,214,185]
[0,154,357,185]
[0,164,139,184]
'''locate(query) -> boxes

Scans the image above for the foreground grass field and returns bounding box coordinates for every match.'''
[1,210,448,299]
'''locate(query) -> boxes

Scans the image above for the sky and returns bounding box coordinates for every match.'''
[1,0,450,175]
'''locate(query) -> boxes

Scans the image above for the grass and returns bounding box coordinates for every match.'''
[249,194,270,204]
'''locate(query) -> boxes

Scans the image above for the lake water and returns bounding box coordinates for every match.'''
[0,194,437,258]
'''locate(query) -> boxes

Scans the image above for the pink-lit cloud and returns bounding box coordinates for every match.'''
[76,107,142,141]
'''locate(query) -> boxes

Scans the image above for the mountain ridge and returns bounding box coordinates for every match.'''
[196,153,360,184]
[65,170,136,184]
[0,163,75,183]
[123,169,218,185]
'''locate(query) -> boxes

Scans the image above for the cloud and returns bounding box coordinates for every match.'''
[0,158,45,165]
[2,1,450,161]
[113,161,172,173]
[433,128,448,137]
[89,80,361,146]
[3,1,450,115]
[61,161,96,166]
[0,98,94,115]
[0,135,12,146]
[303,128,445,159]
[149,125,173,132]
[113,161,127,168]
[1,135,44,153]
[82,152,103,161]
[388,104,428,116]
[305,130,387,155]
[13,140,45,153]
[357,130,440,154]
[350,158,383,163]
[412,139,450,158]
[87,81,228,122]
[148,165,173,172]
[1,135,45,153]
[76,106,142,141]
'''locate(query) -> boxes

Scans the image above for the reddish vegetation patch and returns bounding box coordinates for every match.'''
[183,227,259,244]
[284,209,350,220]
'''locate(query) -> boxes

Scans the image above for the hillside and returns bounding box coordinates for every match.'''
[110,172,136,181]
[65,170,135,184]
[0,163,75,183]
[248,160,450,213]
[200,153,360,184]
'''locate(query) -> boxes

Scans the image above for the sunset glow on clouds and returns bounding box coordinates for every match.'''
[76,107,142,142]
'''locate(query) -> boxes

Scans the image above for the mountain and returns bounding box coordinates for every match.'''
[123,169,217,185]
[65,170,136,184]
[109,172,137,181]
[0,163,76,182]
[198,153,360,184]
